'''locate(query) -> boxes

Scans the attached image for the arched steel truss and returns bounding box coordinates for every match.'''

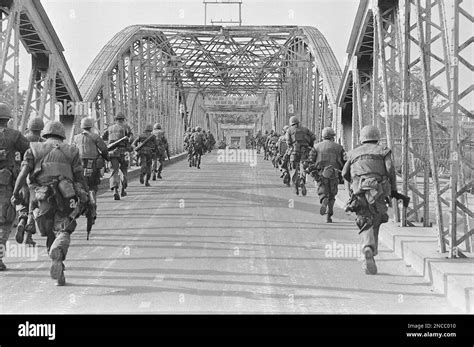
[0,0,81,138]
[79,25,342,155]
[337,0,473,257]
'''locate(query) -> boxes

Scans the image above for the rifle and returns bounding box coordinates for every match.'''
[107,136,128,151]
[134,134,155,153]
[391,191,410,208]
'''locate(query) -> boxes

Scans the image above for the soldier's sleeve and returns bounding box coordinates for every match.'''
[309,145,317,163]
[384,149,397,191]
[20,148,35,172]
[71,148,88,189]
[342,156,352,182]
[102,129,109,142]
[15,132,30,155]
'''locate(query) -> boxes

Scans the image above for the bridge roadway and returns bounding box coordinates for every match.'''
[0,152,459,314]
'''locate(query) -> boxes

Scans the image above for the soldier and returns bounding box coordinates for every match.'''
[12,120,89,285]
[151,123,169,180]
[308,127,345,223]
[133,124,158,186]
[275,126,290,186]
[73,117,109,232]
[207,131,216,153]
[102,112,132,200]
[191,126,205,169]
[342,125,397,275]
[266,131,280,168]
[285,116,316,196]
[0,103,30,271]
[187,128,196,167]
[15,116,45,247]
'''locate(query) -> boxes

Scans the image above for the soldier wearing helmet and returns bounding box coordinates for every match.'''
[101,111,133,200]
[342,125,397,275]
[12,120,89,285]
[285,116,316,196]
[275,126,291,185]
[189,126,204,169]
[0,103,30,271]
[308,127,345,223]
[14,116,46,247]
[73,118,109,231]
[132,124,158,186]
[206,131,216,153]
[151,123,169,180]
[266,130,280,167]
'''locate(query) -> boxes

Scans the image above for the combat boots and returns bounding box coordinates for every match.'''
[113,187,120,200]
[145,173,151,187]
[326,214,333,223]
[157,172,162,179]
[320,198,328,215]
[49,247,65,282]
[139,174,144,184]
[121,187,127,197]
[15,216,27,244]
[363,246,377,275]
[152,172,157,181]
[25,232,36,247]
[0,259,6,271]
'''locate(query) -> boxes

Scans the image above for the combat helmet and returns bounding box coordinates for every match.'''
[360,125,381,143]
[28,117,44,131]
[115,111,125,120]
[154,123,161,130]
[80,117,94,129]
[144,124,153,132]
[0,103,12,119]
[289,116,299,126]
[322,127,336,140]
[42,120,66,139]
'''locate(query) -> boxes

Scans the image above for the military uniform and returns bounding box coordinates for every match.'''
[15,126,45,246]
[309,134,345,222]
[73,128,109,194]
[0,105,30,270]
[342,125,397,275]
[190,129,204,169]
[102,114,132,200]
[151,125,169,180]
[13,121,88,285]
[133,126,158,186]
[285,118,316,195]
[266,133,280,167]
[207,132,216,153]
[276,129,290,185]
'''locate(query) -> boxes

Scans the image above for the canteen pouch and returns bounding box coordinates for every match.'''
[58,179,76,199]
[35,186,51,201]
[0,168,12,186]
[322,165,336,179]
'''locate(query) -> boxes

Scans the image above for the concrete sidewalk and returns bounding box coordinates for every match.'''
[334,185,474,313]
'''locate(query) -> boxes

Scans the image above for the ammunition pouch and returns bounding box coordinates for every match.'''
[322,165,337,179]
[83,159,95,177]
[96,157,105,170]
[0,168,12,186]
[58,178,76,199]
[0,149,7,162]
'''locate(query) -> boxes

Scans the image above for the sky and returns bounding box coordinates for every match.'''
[35,0,360,86]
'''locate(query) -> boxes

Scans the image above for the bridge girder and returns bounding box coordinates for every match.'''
[0,0,81,139]
[337,0,473,257]
[79,25,342,150]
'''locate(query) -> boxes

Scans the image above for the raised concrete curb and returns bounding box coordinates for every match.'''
[335,185,474,313]
[97,152,188,194]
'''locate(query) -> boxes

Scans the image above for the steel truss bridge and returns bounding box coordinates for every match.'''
[0,0,472,257]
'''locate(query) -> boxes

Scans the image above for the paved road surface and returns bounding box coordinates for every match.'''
[0,152,459,313]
